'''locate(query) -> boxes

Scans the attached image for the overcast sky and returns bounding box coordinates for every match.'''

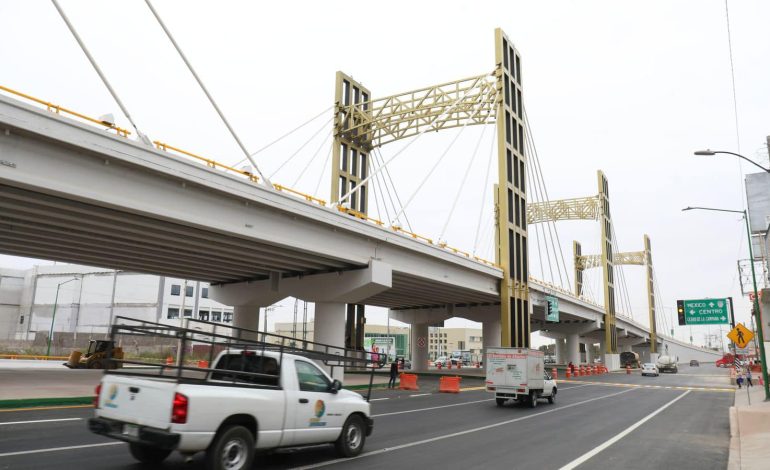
[2,0,769,348]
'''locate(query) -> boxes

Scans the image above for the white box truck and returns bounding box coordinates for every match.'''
[484,347,557,408]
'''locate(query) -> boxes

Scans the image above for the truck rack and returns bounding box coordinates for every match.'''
[104,316,386,401]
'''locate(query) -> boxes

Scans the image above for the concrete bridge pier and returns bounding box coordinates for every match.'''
[566,333,581,365]
[313,302,347,381]
[585,341,595,363]
[390,307,455,373]
[554,337,566,364]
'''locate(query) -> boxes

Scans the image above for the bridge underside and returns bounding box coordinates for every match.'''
[0,183,498,310]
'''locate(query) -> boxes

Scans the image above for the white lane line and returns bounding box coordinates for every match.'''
[0,442,124,458]
[372,382,600,417]
[369,398,390,402]
[0,418,82,426]
[409,393,431,398]
[558,390,691,470]
[372,398,492,417]
[293,388,635,469]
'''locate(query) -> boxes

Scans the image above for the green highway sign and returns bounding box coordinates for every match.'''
[678,298,730,325]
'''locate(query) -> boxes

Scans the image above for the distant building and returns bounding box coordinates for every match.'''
[272,321,411,358]
[0,264,234,342]
[428,326,483,360]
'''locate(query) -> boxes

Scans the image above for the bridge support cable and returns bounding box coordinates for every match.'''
[293,133,332,188]
[51,0,150,144]
[374,148,413,232]
[472,126,497,255]
[269,118,333,179]
[312,145,333,197]
[143,0,271,187]
[370,157,394,225]
[524,110,572,293]
[438,125,489,243]
[233,105,334,168]
[525,144,555,286]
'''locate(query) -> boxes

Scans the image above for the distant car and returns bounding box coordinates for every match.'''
[641,363,659,377]
[544,355,556,364]
[397,357,412,369]
[433,356,448,367]
[689,360,700,367]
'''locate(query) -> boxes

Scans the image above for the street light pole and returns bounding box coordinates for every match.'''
[742,210,770,400]
[46,277,78,357]
[683,206,770,400]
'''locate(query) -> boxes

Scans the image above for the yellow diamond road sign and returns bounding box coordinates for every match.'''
[727,323,754,349]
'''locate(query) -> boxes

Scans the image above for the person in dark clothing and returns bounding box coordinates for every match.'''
[388,361,399,389]
[746,367,753,387]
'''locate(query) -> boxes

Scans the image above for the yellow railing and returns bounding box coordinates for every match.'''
[1,84,500,271]
[0,85,131,137]
[153,141,259,182]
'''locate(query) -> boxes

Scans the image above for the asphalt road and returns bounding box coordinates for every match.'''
[0,365,733,470]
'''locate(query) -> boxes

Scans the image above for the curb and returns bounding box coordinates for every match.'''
[344,382,390,391]
[728,406,740,470]
[0,396,92,410]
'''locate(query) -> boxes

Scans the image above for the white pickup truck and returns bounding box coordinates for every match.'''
[485,347,557,408]
[89,348,373,470]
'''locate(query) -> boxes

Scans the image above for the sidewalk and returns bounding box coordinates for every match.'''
[728,381,770,469]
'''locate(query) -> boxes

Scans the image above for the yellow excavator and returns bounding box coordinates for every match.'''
[64,340,124,369]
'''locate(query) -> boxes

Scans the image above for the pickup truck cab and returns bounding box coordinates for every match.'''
[89,349,373,470]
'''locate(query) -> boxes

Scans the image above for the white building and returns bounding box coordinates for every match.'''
[0,263,234,342]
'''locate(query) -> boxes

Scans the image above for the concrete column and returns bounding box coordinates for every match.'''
[554,338,566,364]
[233,306,260,341]
[620,343,632,353]
[566,333,580,365]
[482,320,501,350]
[585,342,595,363]
[313,302,346,381]
[411,323,429,372]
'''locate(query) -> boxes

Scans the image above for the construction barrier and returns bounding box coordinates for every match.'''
[437,363,443,370]
[399,373,419,391]
[166,356,174,366]
[197,360,209,368]
[593,366,598,375]
[566,369,571,379]
[439,375,461,393]
[551,368,558,379]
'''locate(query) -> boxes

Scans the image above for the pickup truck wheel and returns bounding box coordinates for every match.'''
[495,398,506,407]
[335,415,366,457]
[529,391,538,408]
[547,388,556,404]
[206,425,254,470]
[128,443,171,464]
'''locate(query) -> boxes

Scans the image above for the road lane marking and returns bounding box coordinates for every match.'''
[0,442,124,458]
[563,379,733,392]
[294,388,635,469]
[558,390,691,470]
[409,393,430,397]
[0,404,92,413]
[0,418,82,426]
[372,398,493,417]
[369,398,389,401]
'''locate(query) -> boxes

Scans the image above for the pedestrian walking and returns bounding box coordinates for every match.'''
[388,360,399,389]
[737,372,744,389]
[746,367,753,387]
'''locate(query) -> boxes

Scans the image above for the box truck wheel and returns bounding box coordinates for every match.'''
[548,388,556,404]
[529,391,538,408]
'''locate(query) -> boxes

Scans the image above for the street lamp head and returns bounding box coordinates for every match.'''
[682,207,693,212]
[694,149,716,156]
